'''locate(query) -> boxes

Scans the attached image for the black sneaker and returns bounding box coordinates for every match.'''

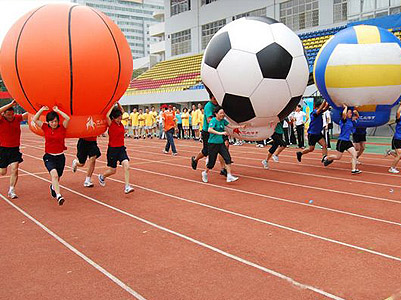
[50,185,56,198]
[351,169,362,175]
[296,151,302,162]
[321,155,327,163]
[220,168,228,177]
[191,156,197,170]
[57,195,65,206]
[323,159,333,167]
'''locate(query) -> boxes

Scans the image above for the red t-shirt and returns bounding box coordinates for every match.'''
[108,121,124,147]
[163,110,176,132]
[42,124,67,154]
[0,114,23,147]
[83,136,97,142]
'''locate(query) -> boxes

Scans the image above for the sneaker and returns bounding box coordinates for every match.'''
[124,185,135,194]
[172,152,178,156]
[98,174,106,187]
[227,174,239,183]
[323,158,333,167]
[8,190,18,199]
[351,169,362,175]
[50,184,56,198]
[296,151,302,162]
[57,195,65,206]
[272,154,279,162]
[191,156,198,170]
[84,180,94,187]
[202,171,208,183]
[71,159,78,173]
[321,155,327,163]
[261,159,269,169]
[384,149,392,157]
[388,167,399,174]
[163,150,168,154]
[220,168,228,177]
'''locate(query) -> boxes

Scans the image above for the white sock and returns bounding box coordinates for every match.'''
[9,186,14,193]
[85,177,91,182]
[56,193,61,198]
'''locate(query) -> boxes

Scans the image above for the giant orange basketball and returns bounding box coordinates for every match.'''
[0,3,133,137]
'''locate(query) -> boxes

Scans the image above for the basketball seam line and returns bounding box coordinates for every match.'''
[14,5,46,113]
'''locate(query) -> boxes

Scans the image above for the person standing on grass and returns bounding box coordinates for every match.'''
[0,100,28,199]
[262,121,287,170]
[353,127,367,165]
[201,106,238,183]
[162,105,178,156]
[296,100,329,163]
[98,103,134,194]
[71,136,101,187]
[292,105,308,148]
[385,104,401,174]
[191,87,227,177]
[323,105,361,174]
[32,105,70,205]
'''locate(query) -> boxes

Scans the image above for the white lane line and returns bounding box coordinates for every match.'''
[17,168,345,300]
[0,171,49,179]
[0,193,146,300]
[20,154,401,264]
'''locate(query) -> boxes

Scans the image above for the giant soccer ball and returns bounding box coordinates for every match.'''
[201,16,309,141]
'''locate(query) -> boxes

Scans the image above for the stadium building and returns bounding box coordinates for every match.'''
[72,0,164,60]
[121,0,401,117]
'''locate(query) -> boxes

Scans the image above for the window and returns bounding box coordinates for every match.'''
[333,0,347,23]
[171,29,191,56]
[201,0,218,6]
[170,0,190,16]
[201,19,226,49]
[233,7,266,20]
[280,0,319,31]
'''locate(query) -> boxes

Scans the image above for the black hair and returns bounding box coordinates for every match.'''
[297,104,302,108]
[313,98,323,108]
[204,84,214,100]
[183,107,188,112]
[46,111,60,123]
[213,105,223,115]
[110,107,122,120]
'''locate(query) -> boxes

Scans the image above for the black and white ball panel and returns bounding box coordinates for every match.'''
[278,96,302,121]
[200,63,226,102]
[256,43,293,79]
[222,94,256,123]
[270,23,306,58]
[244,16,279,24]
[203,31,231,69]
[286,56,310,97]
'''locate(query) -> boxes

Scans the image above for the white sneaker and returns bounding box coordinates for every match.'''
[272,154,279,162]
[84,180,94,187]
[124,185,135,194]
[202,171,208,183]
[163,150,168,154]
[389,167,399,174]
[227,174,239,183]
[8,190,18,199]
[71,159,78,173]
[98,174,106,186]
[261,159,269,169]
[172,152,178,156]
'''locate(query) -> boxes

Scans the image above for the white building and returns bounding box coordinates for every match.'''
[72,0,164,60]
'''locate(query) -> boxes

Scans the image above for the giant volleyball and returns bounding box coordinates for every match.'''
[201,16,309,141]
[314,25,401,108]
[0,3,133,137]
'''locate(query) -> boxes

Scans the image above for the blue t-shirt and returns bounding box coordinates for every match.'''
[339,118,357,141]
[208,117,229,144]
[354,127,366,135]
[308,109,323,135]
[176,113,182,124]
[203,101,217,130]
[395,118,401,140]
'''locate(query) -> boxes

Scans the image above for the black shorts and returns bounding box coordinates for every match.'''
[336,140,354,153]
[392,138,401,150]
[207,143,232,169]
[353,133,366,143]
[308,133,324,146]
[0,147,23,168]
[43,153,66,177]
[269,132,286,154]
[201,130,210,156]
[107,146,129,168]
[77,139,101,164]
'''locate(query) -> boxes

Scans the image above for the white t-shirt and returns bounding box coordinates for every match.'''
[158,111,164,124]
[322,110,331,127]
[283,118,289,128]
[293,111,306,126]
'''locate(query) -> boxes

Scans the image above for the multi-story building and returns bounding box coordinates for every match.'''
[72,0,164,60]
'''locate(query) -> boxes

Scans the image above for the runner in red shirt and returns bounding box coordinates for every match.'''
[71,136,101,187]
[98,103,134,194]
[32,105,70,205]
[0,100,28,199]
[162,105,178,155]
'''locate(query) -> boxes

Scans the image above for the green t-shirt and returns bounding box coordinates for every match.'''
[275,121,284,134]
[208,117,229,144]
[203,101,217,131]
